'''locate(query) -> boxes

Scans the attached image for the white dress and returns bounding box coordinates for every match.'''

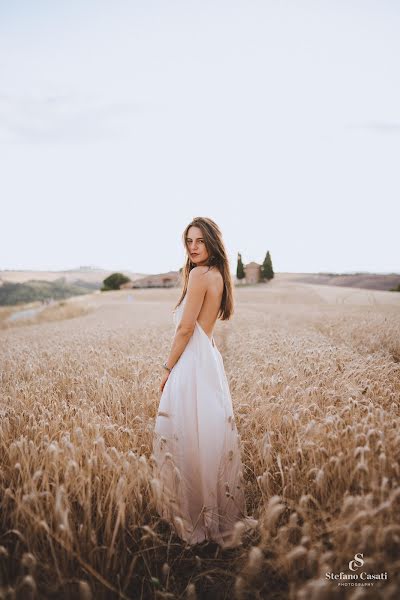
[151,295,248,546]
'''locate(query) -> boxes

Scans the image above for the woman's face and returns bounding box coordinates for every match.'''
[186,226,210,266]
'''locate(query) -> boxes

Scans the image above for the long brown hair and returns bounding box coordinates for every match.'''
[175,217,234,321]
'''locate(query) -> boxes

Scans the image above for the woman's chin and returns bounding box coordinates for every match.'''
[191,257,208,266]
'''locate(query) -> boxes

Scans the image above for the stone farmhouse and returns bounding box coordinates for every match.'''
[244,261,262,284]
[120,270,181,289]
[120,261,265,289]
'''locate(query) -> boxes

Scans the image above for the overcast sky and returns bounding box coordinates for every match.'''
[1,0,399,274]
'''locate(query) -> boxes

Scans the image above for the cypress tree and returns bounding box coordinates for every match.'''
[236,253,245,280]
[261,251,274,281]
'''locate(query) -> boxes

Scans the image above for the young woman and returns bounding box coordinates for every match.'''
[151,217,253,547]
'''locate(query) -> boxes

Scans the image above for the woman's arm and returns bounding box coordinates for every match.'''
[163,266,208,373]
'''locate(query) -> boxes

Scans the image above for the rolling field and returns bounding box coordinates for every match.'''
[1,276,400,599]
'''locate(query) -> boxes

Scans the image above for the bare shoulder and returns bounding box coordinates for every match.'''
[189,266,221,281]
[189,266,223,294]
[188,266,209,280]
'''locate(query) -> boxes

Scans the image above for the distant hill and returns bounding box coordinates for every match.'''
[1,270,398,306]
[0,268,150,306]
[0,278,100,306]
[0,267,148,286]
[282,272,400,292]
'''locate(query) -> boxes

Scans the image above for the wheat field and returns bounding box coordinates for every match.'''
[1,276,400,599]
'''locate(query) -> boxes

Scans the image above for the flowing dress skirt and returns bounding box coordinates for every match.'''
[151,297,251,546]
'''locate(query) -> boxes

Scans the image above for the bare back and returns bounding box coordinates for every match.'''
[196,266,224,340]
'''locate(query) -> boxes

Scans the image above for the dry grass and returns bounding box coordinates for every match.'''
[0,278,399,599]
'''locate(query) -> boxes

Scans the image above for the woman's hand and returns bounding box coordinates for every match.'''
[160,371,170,393]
